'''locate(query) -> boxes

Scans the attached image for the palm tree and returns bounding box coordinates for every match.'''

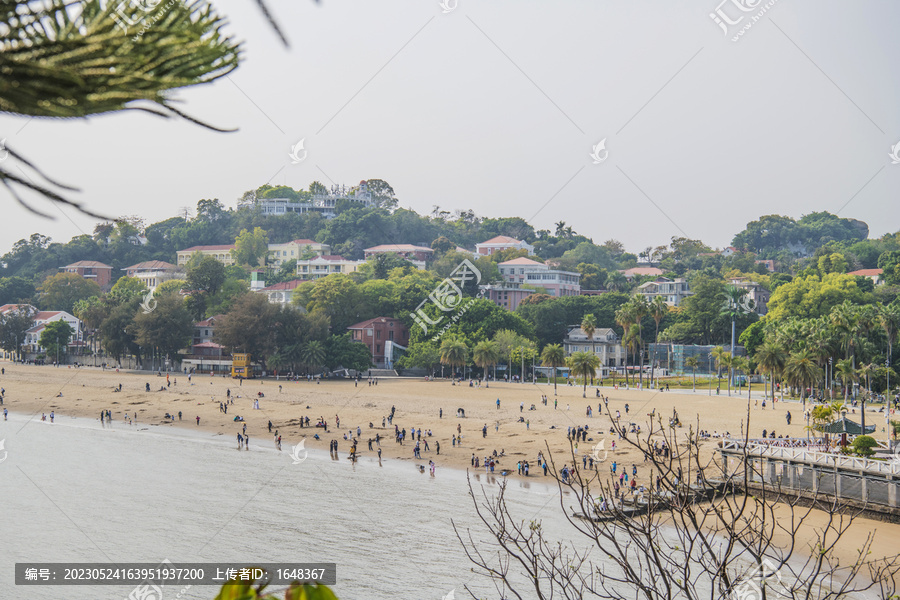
[473,340,500,385]
[835,358,856,401]
[567,351,600,398]
[625,324,641,386]
[606,271,628,292]
[513,340,538,383]
[648,296,669,388]
[721,284,751,389]
[440,337,468,378]
[754,340,787,400]
[493,329,519,382]
[629,295,650,387]
[0,0,242,213]
[300,340,326,375]
[685,355,700,392]
[879,302,900,399]
[541,344,566,395]
[581,313,597,362]
[720,354,736,396]
[615,305,635,386]
[784,350,823,407]
[711,345,727,390]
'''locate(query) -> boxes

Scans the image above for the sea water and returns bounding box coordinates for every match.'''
[0,413,575,600]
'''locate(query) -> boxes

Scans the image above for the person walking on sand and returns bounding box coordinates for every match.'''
[237,433,243,449]
[196,416,200,425]
[496,398,500,409]
[3,408,7,420]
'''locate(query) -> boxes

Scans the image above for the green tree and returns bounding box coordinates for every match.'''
[108,276,148,305]
[185,255,227,296]
[324,333,372,372]
[754,340,787,400]
[440,336,468,377]
[39,320,74,362]
[0,276,36,305]
[38,272,102,313]
[473,340,500,382]
[299,340,327,374]
[541,343,566,395]
[581,313,597,358]
[234,227,269,267]
[214,293,280,365]
[0,305,36,358]
[567,350,600,398]
[784,350,823,405]
[685,355,700,392]
[132,290,193,361]
[397,341,441,376]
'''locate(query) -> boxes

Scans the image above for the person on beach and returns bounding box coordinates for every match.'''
[237,433,243,448]
[3,408,6,420]
[196,416,200,425]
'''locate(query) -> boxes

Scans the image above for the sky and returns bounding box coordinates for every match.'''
[1,0,898,255]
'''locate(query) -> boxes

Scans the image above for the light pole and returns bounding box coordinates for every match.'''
[56,335,59,367]
[708,353,712,396]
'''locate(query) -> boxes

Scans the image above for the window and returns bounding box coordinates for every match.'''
[388,331,394,340]
[376,344,381,353]
[376,330,381,340]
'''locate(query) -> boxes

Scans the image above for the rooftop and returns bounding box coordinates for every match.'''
[499,257,544,267]
[64,261,113,269]
[179,245,235,252]
[347,316,405,330]
[364,244,433,253]
[848,268,883,277]
[260,280,305,292]
[124,260,177,272]
[479,235,525,246]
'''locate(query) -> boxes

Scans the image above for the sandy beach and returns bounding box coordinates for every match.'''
[3,361,898,569]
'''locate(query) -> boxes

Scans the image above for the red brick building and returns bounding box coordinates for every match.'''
[61,261,114,291]
[347,317,409,368]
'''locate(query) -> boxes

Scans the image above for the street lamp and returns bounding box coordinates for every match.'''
[56,335,59,367]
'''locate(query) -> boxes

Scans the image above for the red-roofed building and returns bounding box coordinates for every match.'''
[475,235,534,256]
[620,267,663,280]
[176,245,236,267]
[848,268,883,285]
[258,280,305,305]
[348,317,409,369]
[61,261,114,291]
[22,310,83,357]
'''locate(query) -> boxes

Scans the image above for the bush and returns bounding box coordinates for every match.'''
[851,434,878,457]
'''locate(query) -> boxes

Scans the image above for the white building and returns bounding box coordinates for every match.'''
[176,245,236,268]
[123,261,183,292]
[636,277,693,307]
[497,257,580,297]
[257,280,305,305]
[248,182,376,218]
[475,235,535,257]
[22,310,83,356]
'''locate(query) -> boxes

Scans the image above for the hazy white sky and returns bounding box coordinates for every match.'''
[1,0,898,254]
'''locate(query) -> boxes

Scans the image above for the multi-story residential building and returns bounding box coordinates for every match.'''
[475,235,535,257]
[122,261,182,291]
[636,277,692,306]
[728,277,770,316]
[22,309,83,357]
[364,244,434,262]
[848,268,884,286]
[268,239,330,268]
[176,245,236,267]
[243,182,376,218]
[257,280,305,305]
[479,284,534,311]
[296,255,365,280]
[347,317,409,369]
[754,259,776,272]
[61,261,114,291]
[562,326,624,376]
[497,257,581,297]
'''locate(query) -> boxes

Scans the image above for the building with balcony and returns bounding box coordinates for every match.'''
[728,277,770,316]
[364,244,434,262]
[176,245,236,268]
[122,261,182,291]
[562,325,624,376]
[61,261,114,291]
[475,235,534,257]
[22,310,83,357]
[497,257,581,297]
[268,239,330,268]
[257,280,305,305]
[636,277,692,306]
[296,255,365,280]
